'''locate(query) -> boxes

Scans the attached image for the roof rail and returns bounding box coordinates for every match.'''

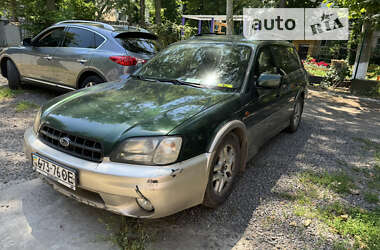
[194,33,225,36]
[55,20,115,30]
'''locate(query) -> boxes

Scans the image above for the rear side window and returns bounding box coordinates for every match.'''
[63,27,104,48]
[36,28,65,47]
[271,46,302,74]
[116,38,158,54]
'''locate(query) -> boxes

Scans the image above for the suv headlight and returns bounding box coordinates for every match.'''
[33,107,42,134]
[111,137,182,165]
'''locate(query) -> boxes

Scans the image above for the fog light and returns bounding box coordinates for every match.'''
[136,197,154,212]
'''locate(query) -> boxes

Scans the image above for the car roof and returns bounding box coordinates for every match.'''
[52,20,150,35]
[187,34,294,47]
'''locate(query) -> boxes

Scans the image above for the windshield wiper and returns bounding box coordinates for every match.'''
[130,74,158,82]
[155,78,204,88]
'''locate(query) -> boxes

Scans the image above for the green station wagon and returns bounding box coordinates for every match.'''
[24,35,308,218]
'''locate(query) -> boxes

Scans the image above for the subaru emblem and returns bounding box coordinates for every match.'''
[59,137,70,147]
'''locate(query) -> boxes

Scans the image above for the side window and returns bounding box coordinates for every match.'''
[271,46,301,74]
[94,33,105,47]
[36,28,65,47]
[62,27,98,48]
[255,47,277,76]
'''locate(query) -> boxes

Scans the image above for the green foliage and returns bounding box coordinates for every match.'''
[15,101,39,112]
[0,86,23,99]
[148,19,196,48]
[299,171,355,194]
[321,61,350,88]
[364,192,379,204]
[319,203,380,250]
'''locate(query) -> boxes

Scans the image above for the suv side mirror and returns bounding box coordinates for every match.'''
[22,38,33,46]
[256,73,282,88]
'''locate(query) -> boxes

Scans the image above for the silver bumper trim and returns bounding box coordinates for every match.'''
[24,127,210,218]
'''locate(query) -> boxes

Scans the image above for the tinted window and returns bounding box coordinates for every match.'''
[63,27,101,48]
[116,38,158,54]
[255,47,277,75]
[36,28,65,47]
[95,33,105,47]
[137,43,251,89]
[271,46,301,74]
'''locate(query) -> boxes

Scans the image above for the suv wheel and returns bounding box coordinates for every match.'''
[80,75,104,88]
[286,97,304,133]
[203,133,241,208]
[6,60,21,90]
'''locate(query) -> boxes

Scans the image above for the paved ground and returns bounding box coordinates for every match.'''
[0,76,379,249]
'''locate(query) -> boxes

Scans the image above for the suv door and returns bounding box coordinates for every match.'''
[22,27,65,82]
[243,45,283,157]
[270,45,305,121]
[52,27,103,88]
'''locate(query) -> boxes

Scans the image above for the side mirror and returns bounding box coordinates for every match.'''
[256,73,282,88]
[22,38,33,46]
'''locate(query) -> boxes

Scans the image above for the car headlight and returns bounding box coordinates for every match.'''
[33,107,42,134]
[111,137,182,165]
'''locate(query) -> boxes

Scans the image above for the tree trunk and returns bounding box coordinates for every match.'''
[140,0,145,26]
[155,0,161,25]
[46,0,56,11]
[226,0,233,35]
[352,22,374,79]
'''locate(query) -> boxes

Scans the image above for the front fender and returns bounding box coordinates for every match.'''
[207,120,248,171]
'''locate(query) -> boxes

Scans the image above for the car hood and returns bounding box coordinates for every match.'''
[41,79,234,155]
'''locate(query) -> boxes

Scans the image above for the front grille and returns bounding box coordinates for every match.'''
[39,124,103,162]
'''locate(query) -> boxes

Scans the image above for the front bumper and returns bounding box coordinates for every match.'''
[24,127,211,218]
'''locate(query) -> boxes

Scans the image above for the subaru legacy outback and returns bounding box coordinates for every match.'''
[1,20,158,91]
[24,36,307,218]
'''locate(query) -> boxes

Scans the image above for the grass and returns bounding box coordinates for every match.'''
[299,171,355,194]
[15,101,39,112]
[319,203,380,249]
[0,86,23,99]
[99,216,150,250]
[364,192,379,204]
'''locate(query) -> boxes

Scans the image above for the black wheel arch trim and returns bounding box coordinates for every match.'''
[76,68,107,89]
[207,120,248,172]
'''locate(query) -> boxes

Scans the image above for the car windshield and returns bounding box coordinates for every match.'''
[135,43,252,90]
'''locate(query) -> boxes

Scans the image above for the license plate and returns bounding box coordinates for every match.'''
[32,154,77,190]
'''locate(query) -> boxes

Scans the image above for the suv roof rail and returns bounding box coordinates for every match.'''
[55,20,115,30]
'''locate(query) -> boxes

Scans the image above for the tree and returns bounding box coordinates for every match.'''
[326,0,380,79]
[140,0,145,26]
[154,0,161,24]
[226,0,234,35]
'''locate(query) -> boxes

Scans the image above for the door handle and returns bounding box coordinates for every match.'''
[43,56,52,60]
[76,59,88,63]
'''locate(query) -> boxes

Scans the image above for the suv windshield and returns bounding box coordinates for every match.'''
[116,38,159,54]
[136,43,252,89]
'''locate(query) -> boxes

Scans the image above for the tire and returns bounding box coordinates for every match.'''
[6,60,21,90]
[79,75,104,88]
[203,133,241,208]
[286,97,304,133]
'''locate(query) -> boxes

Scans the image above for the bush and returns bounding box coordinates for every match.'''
[147,20,196,48]
[321,60,350,87]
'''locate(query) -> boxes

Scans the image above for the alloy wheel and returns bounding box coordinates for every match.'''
[212,144,236,194]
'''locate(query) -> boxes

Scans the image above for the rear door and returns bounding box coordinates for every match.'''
[243,45,283,156]
[52,27,104,88]
[270,45,305,121]
[22,27,65,82]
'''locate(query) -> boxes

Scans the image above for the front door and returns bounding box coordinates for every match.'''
[22,27,65,83]
[243,46,282,157]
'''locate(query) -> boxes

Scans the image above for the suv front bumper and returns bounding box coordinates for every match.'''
[23,127,210,218]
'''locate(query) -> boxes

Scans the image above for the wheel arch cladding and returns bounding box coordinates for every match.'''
[76,70,105,88]
[207,120,248,171]
[0,57,10,78]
